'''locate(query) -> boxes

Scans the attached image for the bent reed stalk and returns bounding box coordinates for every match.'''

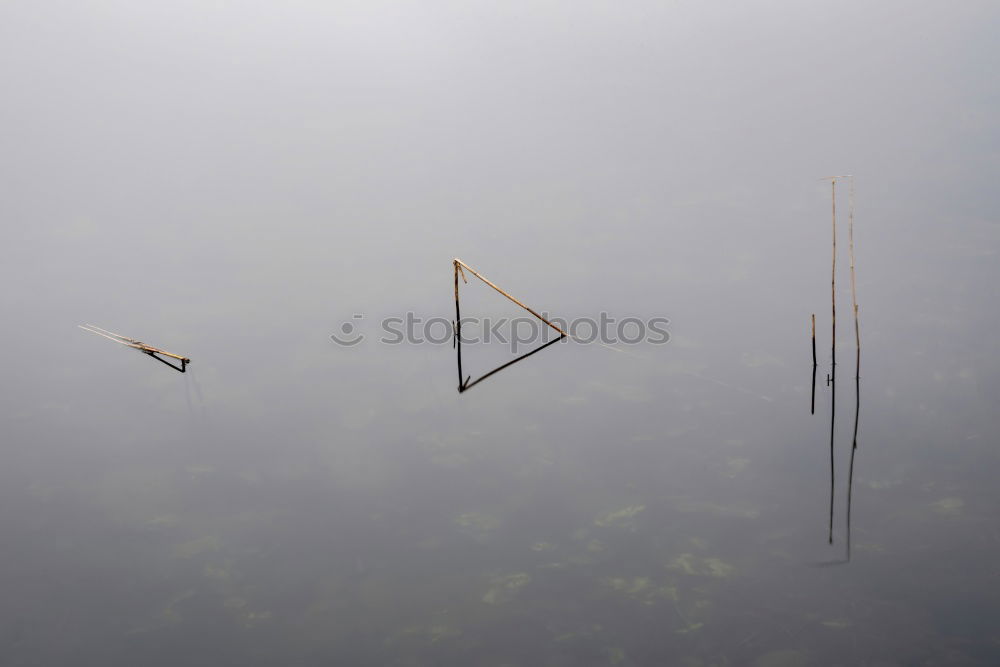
[452,258,567,337]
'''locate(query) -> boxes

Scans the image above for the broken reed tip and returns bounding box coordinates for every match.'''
[80,324,191,371]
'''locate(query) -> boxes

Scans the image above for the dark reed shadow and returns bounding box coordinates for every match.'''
[846,370,860,562]
[811,313,817,415]
[142,349,189,373]
[455,325,564,393]
[811,363,817,415]
[828,355,836,545]
[809,348,860,567]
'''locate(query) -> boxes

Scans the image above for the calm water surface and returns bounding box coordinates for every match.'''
[2,2,999,665]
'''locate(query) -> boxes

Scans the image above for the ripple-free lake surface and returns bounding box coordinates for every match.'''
[3,3,999,665]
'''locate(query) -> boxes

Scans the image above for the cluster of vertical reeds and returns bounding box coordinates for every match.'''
[814,176,861,552]
[814,175,860,378]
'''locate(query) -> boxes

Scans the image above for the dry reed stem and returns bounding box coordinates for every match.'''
[79,324,190,363]
[453,258,567,336]
[831,179,837,367]
[811,313,817,367]
[848,176,860,376]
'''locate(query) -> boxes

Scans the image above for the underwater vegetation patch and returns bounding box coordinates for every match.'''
[224,596,273,628]
[675,500,760,520]
[481,572,531,605]
[667,554,735,578]
[172,535,222,559]
[594,505,645,529]
[725,457,751,478]
[751,648,814,667]
[399,617,462,645]
[159,589,196,625]
[931,497,964,515]
[603,576,678,605]
[455,511,500,543]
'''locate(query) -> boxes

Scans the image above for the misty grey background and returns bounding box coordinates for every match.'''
[2,1,999,665]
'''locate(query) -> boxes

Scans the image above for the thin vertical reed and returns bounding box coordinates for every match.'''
[831,179,837,368]
[848,177,860,378]
[811,314,817,366]
[811,314,817,415]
